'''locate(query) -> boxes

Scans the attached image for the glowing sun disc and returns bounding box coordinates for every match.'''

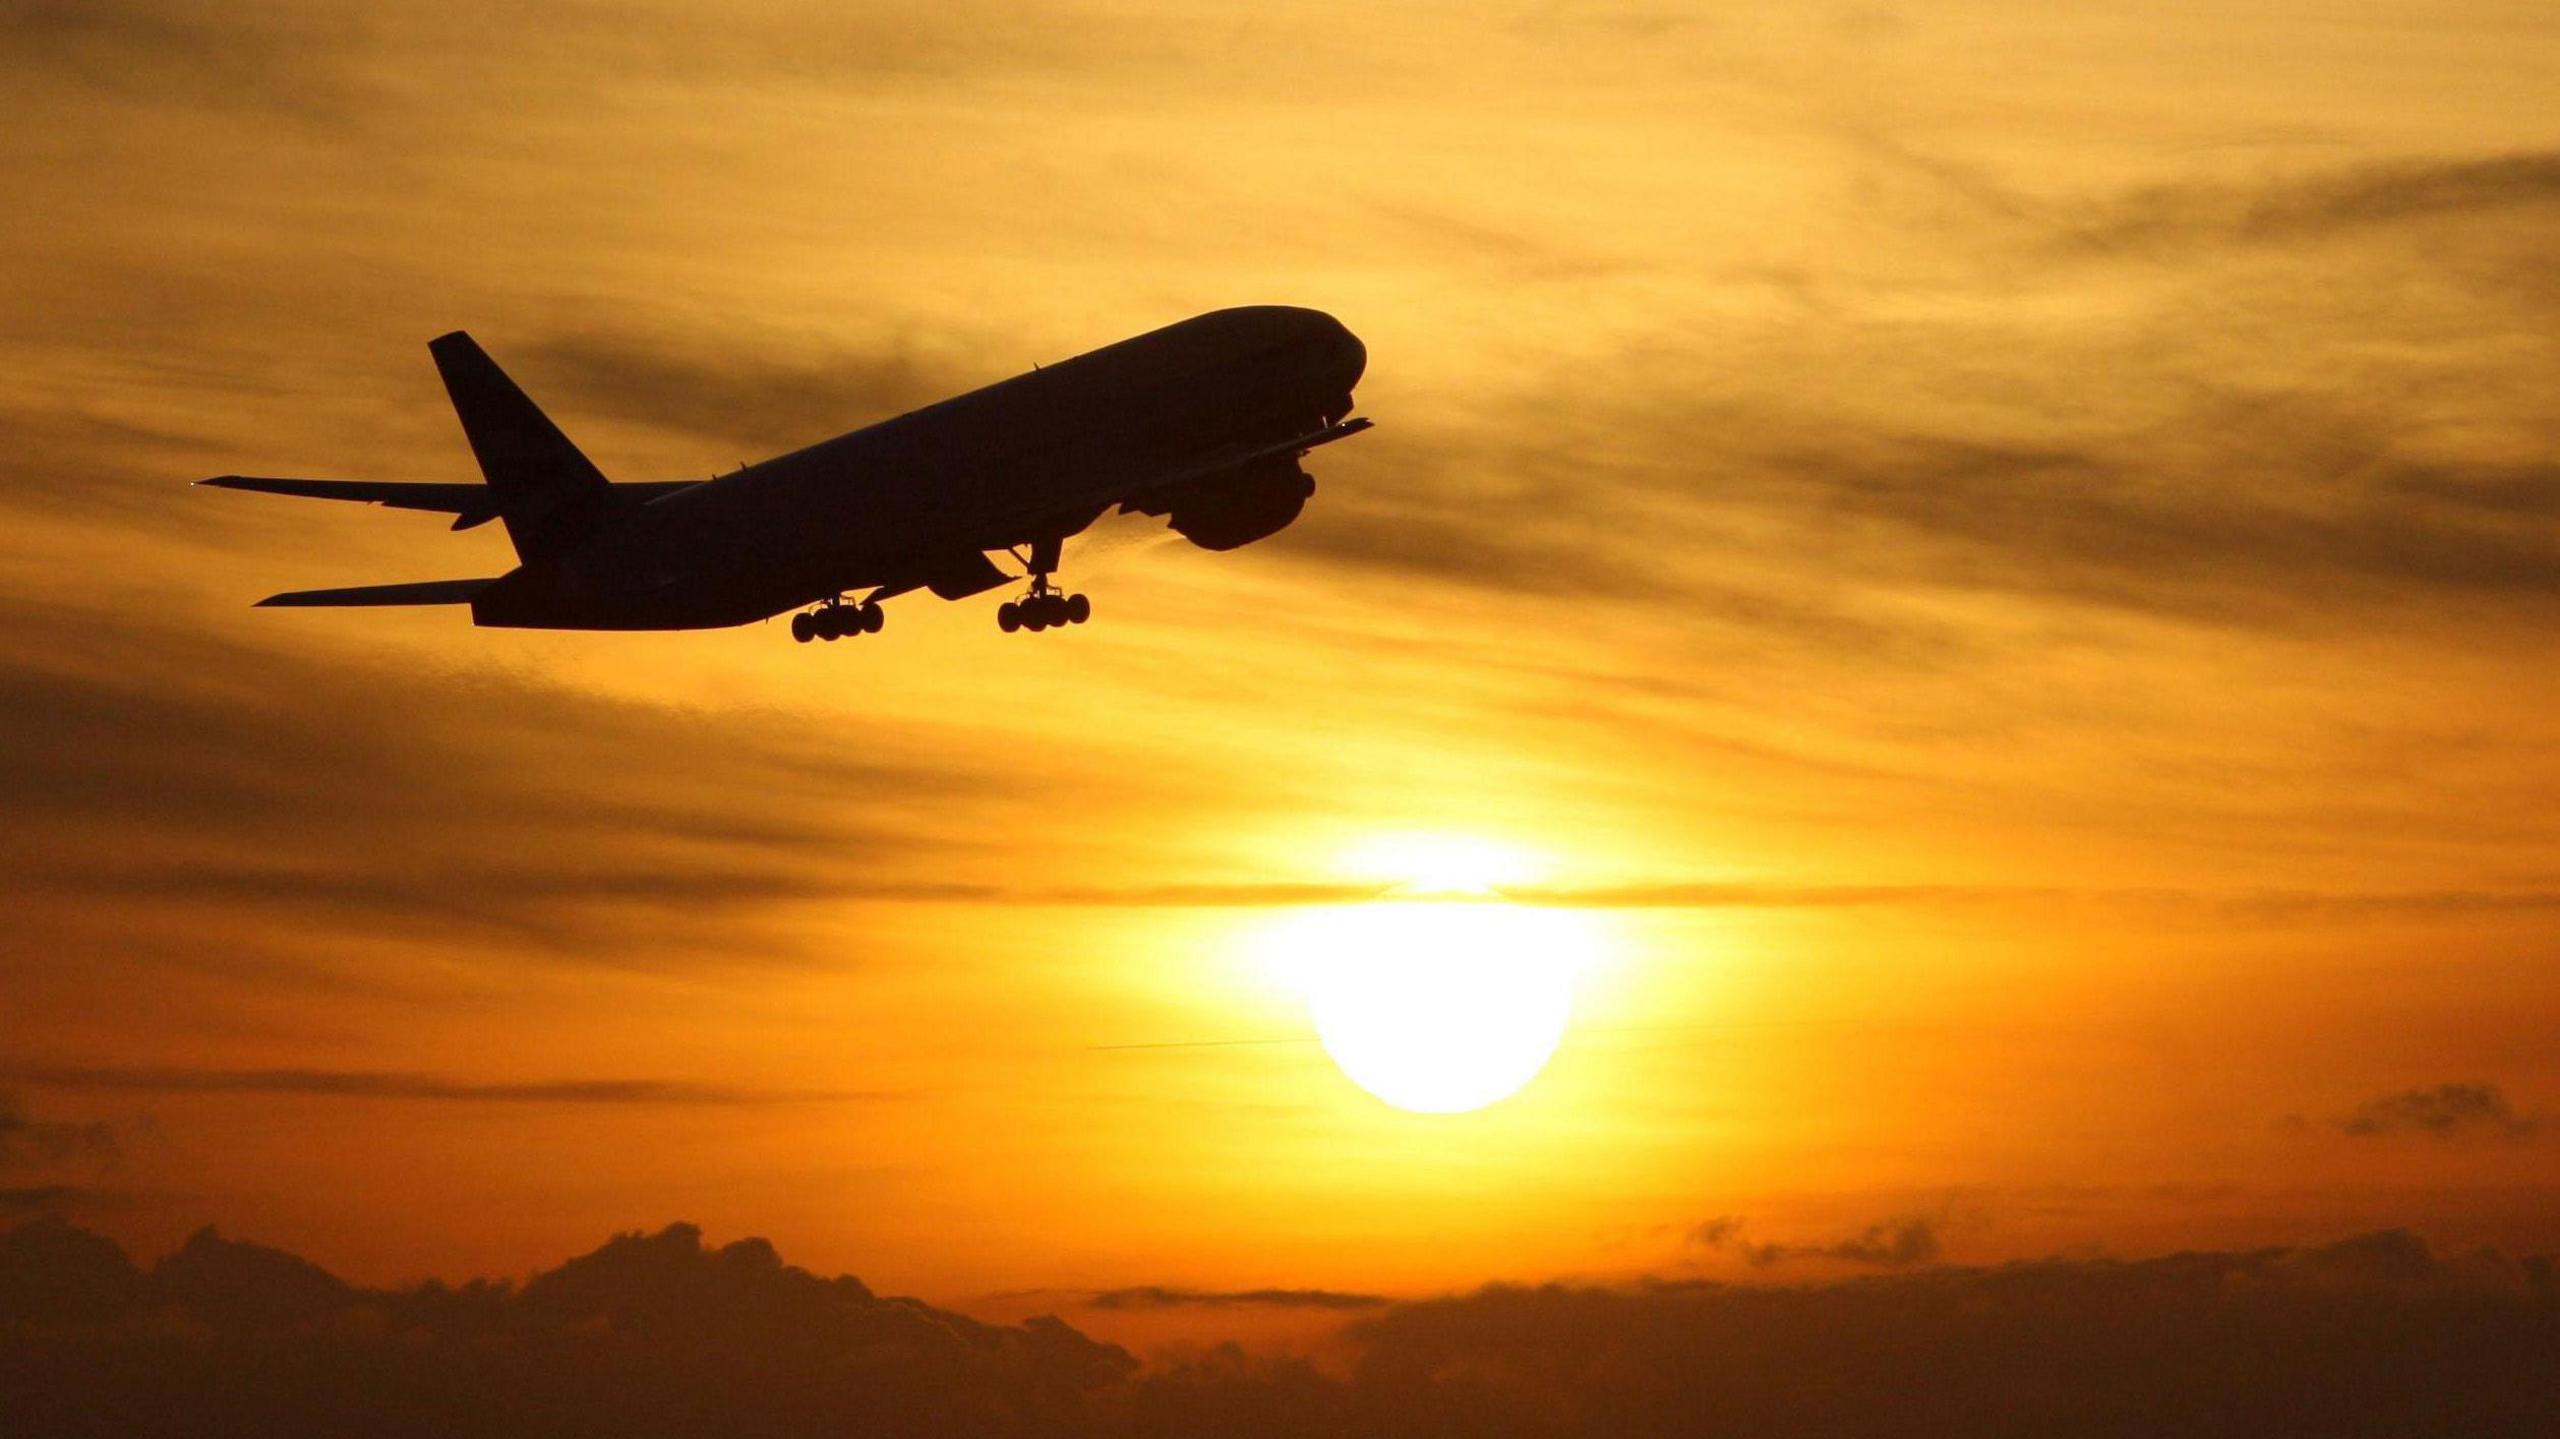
[1262,903,1595,1113]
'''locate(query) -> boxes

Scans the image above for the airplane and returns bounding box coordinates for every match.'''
[200,306,1369,641]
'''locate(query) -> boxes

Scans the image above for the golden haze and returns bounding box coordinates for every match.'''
[0,0,2556,1331]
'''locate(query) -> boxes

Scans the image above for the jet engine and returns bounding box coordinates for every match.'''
[1149,458,1316,552]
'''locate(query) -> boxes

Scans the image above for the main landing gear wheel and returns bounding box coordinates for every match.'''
[998,587,1090,633]
[998,534,1091,634]
[792,600,883,643]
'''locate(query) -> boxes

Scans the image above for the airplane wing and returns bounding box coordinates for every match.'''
[937,416,1373,570]
[1116,417,1371,510]
[198,476,703,531]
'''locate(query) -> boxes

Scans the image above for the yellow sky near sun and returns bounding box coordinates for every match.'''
[2,0,2558,1309]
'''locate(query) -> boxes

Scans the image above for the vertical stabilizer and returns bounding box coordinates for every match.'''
[427,332,613,561]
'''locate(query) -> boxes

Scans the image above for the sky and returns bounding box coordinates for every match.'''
[3,0,2558,1348]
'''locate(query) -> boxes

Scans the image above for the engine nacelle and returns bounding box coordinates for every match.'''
[1161,461,1316,552]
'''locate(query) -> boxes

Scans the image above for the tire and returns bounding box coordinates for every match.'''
[861,603,884,634]
[1065,593,1091,625]
[998,602,1020,633]
[791,613,813,643]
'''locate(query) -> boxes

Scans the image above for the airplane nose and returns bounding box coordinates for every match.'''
[1326,320,1367,392]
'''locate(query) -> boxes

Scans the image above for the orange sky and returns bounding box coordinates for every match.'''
[3,0,2557,1329]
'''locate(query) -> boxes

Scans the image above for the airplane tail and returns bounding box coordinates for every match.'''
[428,332,615,562]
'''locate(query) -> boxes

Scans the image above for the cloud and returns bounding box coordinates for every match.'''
[514,330,990,462]
[2,1218,2551,1438]
[0,1096,122,1223]
[1499,882,2560,923]
[0,1096,117,1167]
[2340,1083,2547,1140]
[0,595,993,965]
[0,0,367,118]
[1316,387,2560,640]
[0,1218,1137,1435]
[1688,1214,1946,1269]
[1086,1285,1388,1312]
[1685,1215,1746,1248]
[2064,151,2560,254]
[8,1065,871,1106]
[1331,1231,2557,1437]
[0,1186,91,1219]
[1278,146,2560,666]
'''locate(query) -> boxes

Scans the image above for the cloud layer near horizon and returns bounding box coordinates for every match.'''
[2,1216,2552,1438]
[3,0,2560,1301]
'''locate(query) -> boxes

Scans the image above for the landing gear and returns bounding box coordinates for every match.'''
[998,535,1090,633]
[791,598,882,643]
[998,586,1090,633]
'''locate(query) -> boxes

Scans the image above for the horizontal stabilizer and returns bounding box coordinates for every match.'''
[199,475,707,533]
[256,578,498,608]
[200,476,504,529]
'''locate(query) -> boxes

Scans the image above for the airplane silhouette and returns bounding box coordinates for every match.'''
[201,307,1369,641]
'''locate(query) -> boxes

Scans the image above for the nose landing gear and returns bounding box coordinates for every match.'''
[791,598,882,643]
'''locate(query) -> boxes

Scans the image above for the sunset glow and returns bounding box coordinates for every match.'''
[1338,832,1547,896]
[3,3,2558,1430]
[1253,899,1604,1112]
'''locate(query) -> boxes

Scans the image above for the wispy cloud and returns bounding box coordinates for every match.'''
[515,330,990,462]
[2338,1083,2547,1141]
[0,596,990,963]
[1085,1284,1388,1311]
[0,1097,118,1166]
[1688,1213,1948,1269]
[0,1184,93,1217]
[8,1066,877,1106]
[2061,151,2560,253]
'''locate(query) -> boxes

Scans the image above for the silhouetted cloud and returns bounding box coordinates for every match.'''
[1,1218,1136,1436]
[0,1096,117,1166]
[1688,1214,1946,1269]
[1330,1230,2558,1437]
[1686,1215,1746,1248]
[2,1218,2552,1437]
[1087,1284,1388,1311]
[9,1065,870,1106]
[0,1186,89,1218]
[2340,1083,2548,1140]
[0,1097,121,1222]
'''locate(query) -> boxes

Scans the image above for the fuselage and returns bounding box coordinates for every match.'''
[470,306,1366,629]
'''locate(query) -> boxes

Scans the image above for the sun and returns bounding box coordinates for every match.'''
[1253,901,1603,1114]
[1340,832,1544,897]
